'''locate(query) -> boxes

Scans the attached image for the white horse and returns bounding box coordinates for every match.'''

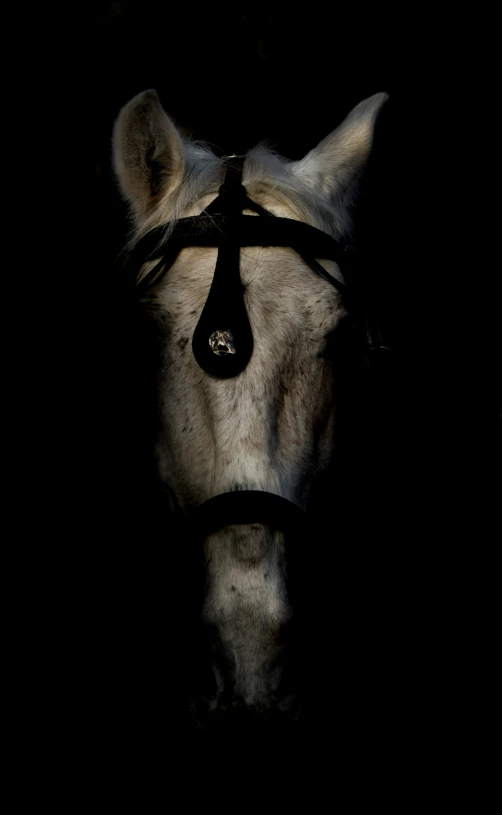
[113,89,387,730]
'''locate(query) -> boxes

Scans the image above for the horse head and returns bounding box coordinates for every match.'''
[113,89,387,729]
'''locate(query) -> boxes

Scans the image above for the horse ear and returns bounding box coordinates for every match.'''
[291,92,388,218]
[113,89,185,221]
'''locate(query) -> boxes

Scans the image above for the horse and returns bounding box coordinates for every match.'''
[112,88,390,735]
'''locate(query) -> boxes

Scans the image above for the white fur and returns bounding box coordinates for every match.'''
[113,89,387,715]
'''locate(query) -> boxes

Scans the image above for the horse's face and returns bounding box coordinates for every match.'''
[151,239,342,716]
[113,89,387,724]
[154,236,342,510]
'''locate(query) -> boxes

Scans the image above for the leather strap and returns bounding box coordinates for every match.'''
[132,216,351,293]
[191,490,307,539]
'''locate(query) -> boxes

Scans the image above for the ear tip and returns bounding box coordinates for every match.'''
[351,91,389,123]
[113,89,163,139]
[365,91,389,110]
[142,89,160,103]
[119,89,161,117]
[133,89,161,110]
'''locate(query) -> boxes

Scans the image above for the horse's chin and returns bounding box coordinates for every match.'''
[189,691,304,734]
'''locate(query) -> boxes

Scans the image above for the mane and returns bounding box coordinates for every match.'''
[125,141,352,255]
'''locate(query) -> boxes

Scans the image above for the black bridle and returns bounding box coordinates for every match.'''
[124,155,382,539]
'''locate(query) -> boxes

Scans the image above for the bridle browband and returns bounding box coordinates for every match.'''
[124,155,384,540]
[127,155,355,375]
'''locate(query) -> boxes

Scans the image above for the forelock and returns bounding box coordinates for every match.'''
[128,140,350,254]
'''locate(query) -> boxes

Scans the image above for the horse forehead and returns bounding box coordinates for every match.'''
[157,243,341,335]
[179,190,302,220]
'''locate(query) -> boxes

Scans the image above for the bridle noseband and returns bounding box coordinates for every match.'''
[124,155,385,539]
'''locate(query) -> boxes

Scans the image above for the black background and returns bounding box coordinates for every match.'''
[11,2,500,803]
